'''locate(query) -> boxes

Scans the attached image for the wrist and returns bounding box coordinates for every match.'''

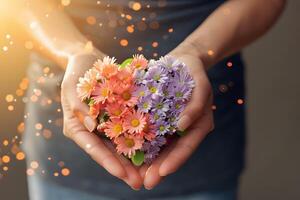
[172,39,218,70]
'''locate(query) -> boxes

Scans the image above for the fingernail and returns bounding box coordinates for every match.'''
[131,186,141,191]
[177,115,190,131]
[145,186,153,190]
[145,166,152,177]
[84,116,96,132]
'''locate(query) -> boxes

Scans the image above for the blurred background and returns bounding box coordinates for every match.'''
[0,1,299,199]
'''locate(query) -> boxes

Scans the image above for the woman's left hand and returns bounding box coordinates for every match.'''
[140,47,215,190]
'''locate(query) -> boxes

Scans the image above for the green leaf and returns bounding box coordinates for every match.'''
[120,58,133,68]
[131,150,144,166]
[98,112,109,124]
[177,130,187,137]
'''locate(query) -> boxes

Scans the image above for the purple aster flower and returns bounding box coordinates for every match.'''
[144,65,169,84]
[157,55,184,72]
[142,136,166,164]
[168,81,193,101]
[155,120,171,136]
[151,97,170,115]
[147,82,164,100]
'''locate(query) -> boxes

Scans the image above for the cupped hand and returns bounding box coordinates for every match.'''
[141,50,214,190]
[61,53,143,190]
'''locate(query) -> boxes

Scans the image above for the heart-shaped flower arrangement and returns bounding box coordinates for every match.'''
[77,55,195,166]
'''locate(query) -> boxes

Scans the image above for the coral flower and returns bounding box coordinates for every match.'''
[140,114,156,141]
[105,102,127,118]
[124,110,146,134]
[115,67,133,85]
[114,134,144,158]
[89,102,102,119]
[91,81,112,104]
[104,118,124,139]
[76,68,98,101]
[118,87,138,107]
[130,54,148,70]
[94,56,118,79]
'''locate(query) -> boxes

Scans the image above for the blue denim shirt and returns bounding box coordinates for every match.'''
[23,0,245,199]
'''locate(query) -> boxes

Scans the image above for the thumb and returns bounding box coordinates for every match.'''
[177,77,211,131]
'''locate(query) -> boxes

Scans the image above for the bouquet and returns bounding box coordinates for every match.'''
[77,55,195,166]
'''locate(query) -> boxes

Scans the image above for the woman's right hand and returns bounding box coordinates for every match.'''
[61,53,143,190]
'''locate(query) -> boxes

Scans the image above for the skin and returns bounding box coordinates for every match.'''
[6,0,286,191]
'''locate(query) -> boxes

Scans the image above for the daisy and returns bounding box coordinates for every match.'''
[91,81,112,104]
[117,86,138,107]
[124,110,146,134]
[115,67,133,85]
[94,56,118,79]
[140,115,156,141]
[114,134,144,158]
[105,102,127,118]
[104,118,124,139]
[130,54,148,70]
[76,68,98,101]
[89,102,102,119]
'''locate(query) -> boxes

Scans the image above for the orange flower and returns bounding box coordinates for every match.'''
[94,57,118,79]
[91,81,112,104]
[130,54,148,70]
[76,68,98,101]
[114,134,144,158]
[104,118,124,139]
[105,102,127,118]
[123,110,146,134]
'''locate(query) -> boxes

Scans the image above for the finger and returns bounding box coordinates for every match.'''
[139,164,149,179]
[159,109,213,177]
[68,125,127,180]
[104,140,143,190]
[62,82,97,132]
[143,144,174,190]
[177,72,211,131]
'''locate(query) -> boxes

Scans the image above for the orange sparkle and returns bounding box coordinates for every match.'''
[132,2,141,11]
[16,152,26,160]
[2,155,10,164]
[5,94,14,102]
[27,168,35,176]
[120,39,128,47]
[8,105,14,111]
[227,62,233,67]
[126,25,134,33]
[237,99,244,105]
[30,161,39,169]
[208,50,214,56]
[152,41,158,48]
[86,16,96,25]
[61,168,71,176]
[3,140,9,146]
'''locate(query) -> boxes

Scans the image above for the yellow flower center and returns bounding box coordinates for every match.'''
[131,119,140,127]
[113,109,122,116]
[159,125,165,132]
[122,91,131,101]
[150,86,157,93]
[139,91,145,97]
[101,88,109,97]
[125,138,135,148]
[175,92,183,98]
[143,102,149,109]
[113,124,123,134]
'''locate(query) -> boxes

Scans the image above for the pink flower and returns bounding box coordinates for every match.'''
[130,54,148,70]
[89,102,102,119]
[114,134,144,158]
[76,68,98,101]
[91,81,112,104]
[104,118,124,139]
[140,114,156,141]
[116,85,138,107]
[123,110,146,134]
[94,57,118,79]
[105,102,127,118]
